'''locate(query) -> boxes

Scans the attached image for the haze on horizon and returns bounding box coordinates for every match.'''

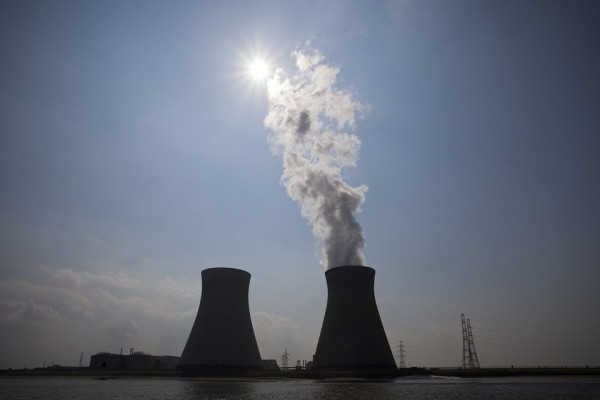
[1,0,599,370]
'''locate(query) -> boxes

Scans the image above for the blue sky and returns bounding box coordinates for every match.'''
[1,0,599,369]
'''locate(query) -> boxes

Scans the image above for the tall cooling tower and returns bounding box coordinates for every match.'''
[179,267,263,374]
[312,265,397,375]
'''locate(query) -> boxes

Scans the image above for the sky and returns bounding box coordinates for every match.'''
[1,0,599,369]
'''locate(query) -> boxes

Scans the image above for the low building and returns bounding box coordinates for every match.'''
[262,359,280,371]
[89,352,179,370]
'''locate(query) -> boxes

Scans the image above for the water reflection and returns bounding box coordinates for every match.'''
[182,379,408,400]
[2,376,600,400]
[183,380,257,398]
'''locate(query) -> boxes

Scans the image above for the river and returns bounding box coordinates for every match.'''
[1,375,599,399]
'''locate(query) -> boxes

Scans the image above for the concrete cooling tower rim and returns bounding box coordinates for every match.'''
[326,265,373,273]
[202,266,251,275]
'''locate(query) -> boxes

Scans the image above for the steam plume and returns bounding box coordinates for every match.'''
[264,47,367,269]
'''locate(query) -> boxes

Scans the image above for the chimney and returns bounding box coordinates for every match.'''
[312,265,397,375]
[179,267,263,374]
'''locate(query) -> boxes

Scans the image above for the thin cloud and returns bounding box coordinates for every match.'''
[0,299,62,324]
[252,311,310,360]
[0,266,199,368]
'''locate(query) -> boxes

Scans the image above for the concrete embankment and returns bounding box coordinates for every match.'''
[399,367,600,378]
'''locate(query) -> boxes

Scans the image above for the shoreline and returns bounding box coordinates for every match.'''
[1,367,600,379]
[400,366,600,378]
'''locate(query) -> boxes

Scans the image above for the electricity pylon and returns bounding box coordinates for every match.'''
[461,313,480,368]
[397,341,406,368]
[467,318,480,368]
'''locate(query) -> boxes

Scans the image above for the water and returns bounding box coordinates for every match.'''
[1,376,599,399]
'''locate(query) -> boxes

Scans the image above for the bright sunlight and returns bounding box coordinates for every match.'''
[248,59,269,81]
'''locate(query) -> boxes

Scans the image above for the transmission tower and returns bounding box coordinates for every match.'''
[461,313,481,368]
[281,349,289,369]
[79,352,83,368]
[397,341,406,368]
[461,313,470,368]
[466,318,480,368]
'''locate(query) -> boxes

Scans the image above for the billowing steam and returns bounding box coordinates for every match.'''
[264,47,367,269]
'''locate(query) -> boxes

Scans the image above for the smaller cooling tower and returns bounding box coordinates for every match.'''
[179,267,263,374]
[312,265,397,375]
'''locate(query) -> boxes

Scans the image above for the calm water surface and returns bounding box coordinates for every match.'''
[1,376,599,399]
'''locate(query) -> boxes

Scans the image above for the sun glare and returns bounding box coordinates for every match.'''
[248,59,269,81]
[236,46,277,96]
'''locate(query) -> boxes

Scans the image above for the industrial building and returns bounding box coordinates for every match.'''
[89,351,179,370]
[262,359,280,371]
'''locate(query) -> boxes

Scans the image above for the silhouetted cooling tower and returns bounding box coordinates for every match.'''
[179,267,263,374]
[312,265,397,375]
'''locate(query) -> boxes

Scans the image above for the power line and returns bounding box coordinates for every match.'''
[475,323,600,340]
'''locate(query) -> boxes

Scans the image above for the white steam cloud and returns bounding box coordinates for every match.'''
[264,47,368,269]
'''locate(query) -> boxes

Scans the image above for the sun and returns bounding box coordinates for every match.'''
[247,58,269,82]
[235,45,278,96]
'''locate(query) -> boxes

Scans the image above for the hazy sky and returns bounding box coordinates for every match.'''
[1,0,599,369]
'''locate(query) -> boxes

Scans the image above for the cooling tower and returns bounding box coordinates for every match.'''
[312,265,397,375]
[179,267,263,374]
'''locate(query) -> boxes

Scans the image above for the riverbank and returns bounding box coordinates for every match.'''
[2,366,599,379]
[399,366,600,378]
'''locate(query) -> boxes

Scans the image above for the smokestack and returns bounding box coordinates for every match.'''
[179,267,263,374]
[312,266,397,375]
